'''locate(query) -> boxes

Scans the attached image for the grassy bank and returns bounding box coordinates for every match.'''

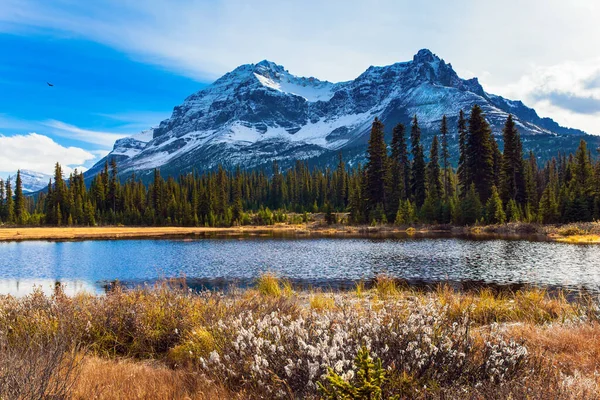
[0,220,599,243]
[2,276,600,399]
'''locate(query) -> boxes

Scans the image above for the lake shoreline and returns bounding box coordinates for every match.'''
[0,222,599,243]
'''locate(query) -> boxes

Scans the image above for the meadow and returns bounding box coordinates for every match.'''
[1,275,600,399]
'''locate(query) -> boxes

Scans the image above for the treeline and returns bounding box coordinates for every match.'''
[356,105,600,225]
[1,104,599,226]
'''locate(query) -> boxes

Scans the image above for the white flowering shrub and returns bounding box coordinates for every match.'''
[199,298,529,398]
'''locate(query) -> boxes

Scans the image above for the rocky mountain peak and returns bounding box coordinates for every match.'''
[87,49,594,181]
[412,48,439,64]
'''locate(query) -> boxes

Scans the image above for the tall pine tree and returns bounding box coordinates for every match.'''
[499,115,526,205]
[410,115,426,207]
[457,110,469,196]
[440,115,452,199]
[14,170,25,224]
[364,118,388,216]
[387,123,408,219]
[465,105,495,202]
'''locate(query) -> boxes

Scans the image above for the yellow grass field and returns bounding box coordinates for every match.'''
[1,224,599,243]
[0,225,304,241]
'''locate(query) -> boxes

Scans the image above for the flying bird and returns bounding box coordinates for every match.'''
[46,82,54,87]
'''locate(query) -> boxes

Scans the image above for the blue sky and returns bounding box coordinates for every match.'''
[1,0,599,175]
[0,32,204,175]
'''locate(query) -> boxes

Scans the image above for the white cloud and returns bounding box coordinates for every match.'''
[483,59,600,135]
[0,133,96,175]
[44,120,129,146]
[2,0,600,134]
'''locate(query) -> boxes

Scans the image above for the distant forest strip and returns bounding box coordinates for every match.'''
[1,104,599,227]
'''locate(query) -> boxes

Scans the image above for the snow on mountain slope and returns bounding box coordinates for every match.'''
[89,49,593,179]
[4,170,52,193]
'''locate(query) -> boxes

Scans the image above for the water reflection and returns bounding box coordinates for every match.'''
[0,279,99,296]
[0,236,599,296]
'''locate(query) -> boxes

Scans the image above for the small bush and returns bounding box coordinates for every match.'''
[256,273,282,297]
[318,347,397,400]
[310,292,336,311]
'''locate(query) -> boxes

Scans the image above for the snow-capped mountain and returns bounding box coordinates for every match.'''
[89,49,598,178]
[4,170,52,193]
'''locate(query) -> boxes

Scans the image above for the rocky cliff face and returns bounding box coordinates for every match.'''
[89,49,596,179]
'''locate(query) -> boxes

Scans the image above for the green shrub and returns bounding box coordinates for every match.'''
[318,347,398,400]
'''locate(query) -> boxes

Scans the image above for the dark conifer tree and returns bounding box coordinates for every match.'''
[525,151,540,219]
[485,186,505,224]
[364,118,388,215]
[108,159,120,216]
[440,115,452,199]
[465,105,495,202]
[14,170,25,224]
[410,115,426,207]
[4,178,14,224]
[457,110,469,195]
[426,135,442,202]
[459,183,483,225]
[499,115,526,205]
[387,123,407,220]
[334,152,347,210]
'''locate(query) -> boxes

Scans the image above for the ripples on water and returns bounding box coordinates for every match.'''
[0,236,599,295]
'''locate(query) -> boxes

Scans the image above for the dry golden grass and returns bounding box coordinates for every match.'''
[309,291,336,310]
[73,356,234,400]
[2,223,600,243]
[510,323,600,376]
[437,285,576,325]
[0,226,301,241]
[256,272,283,297]
[5,277,600,398]
[554,234,600,244]
[374,275,399,298]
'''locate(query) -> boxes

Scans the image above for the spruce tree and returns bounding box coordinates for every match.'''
[108,159,119,215]
[395,199,416,225]
[485,186,506,224]
[567,140,594,221]
[440,115,452,199]
[387,123,408,220]
[4,178,14,224]
[426,135,442,202]
[524,151,540,217]
[505,199,521,222]
[334,152,347,210]
[499,115,526,205]
[410,115,426,207]
[538,186,559,224]
[15,170,26,224]
[459,184,483,225]
[364,118,388,214]
[465,105,495,202]
[457,110,469,195]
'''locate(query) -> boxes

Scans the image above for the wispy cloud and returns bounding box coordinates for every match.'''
[0,133,96,175]
[485,58,600,135]
[535,92,600,115]
[43,119,129,146]
[2,0,600,135]
[95,110,169,131]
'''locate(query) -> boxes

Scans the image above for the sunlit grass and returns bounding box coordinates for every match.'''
[1,280,599,399]
[256,272,282,297]
[437,285,577,325]
[374,275,399,299]
[309,291,336,311]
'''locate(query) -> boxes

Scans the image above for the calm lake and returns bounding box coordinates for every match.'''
[1,235,599,296]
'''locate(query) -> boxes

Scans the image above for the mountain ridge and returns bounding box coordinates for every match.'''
[87,49,596,179]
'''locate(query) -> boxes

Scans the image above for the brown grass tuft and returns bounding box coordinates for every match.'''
[73,356,234,400]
